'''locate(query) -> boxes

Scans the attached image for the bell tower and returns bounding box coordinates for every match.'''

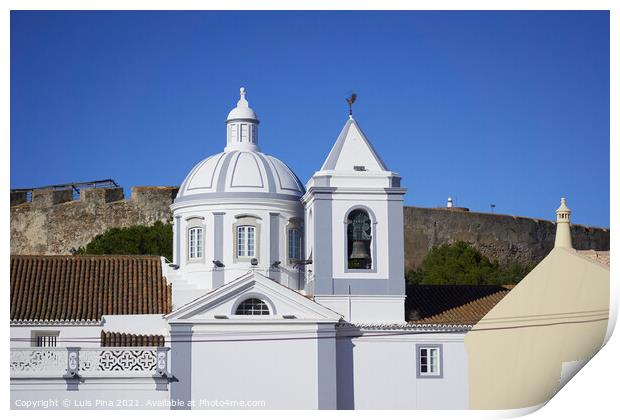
[302,115,407,323]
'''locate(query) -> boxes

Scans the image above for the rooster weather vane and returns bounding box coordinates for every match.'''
[346,93,357,116]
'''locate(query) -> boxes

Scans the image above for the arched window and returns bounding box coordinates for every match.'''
[347,209,372,269]
[288,228,301,260]
[237,225,256,257]
[188,227,204,260]
[235,298,270,315]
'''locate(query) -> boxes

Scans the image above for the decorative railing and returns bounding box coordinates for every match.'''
[10,348,68,377]
[10,347,169,379]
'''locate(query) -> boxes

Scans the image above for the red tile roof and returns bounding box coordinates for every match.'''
[406,284,512,325]
[10,255,171,322]
[101,330,165,347]
[577,250,610,267]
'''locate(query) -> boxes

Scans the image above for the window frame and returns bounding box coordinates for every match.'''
[32,331,59,348]
[285,217,304,265]
[237,225,256,258]
[232,215,261,263]
[186,217,206,264]
[234,298,271,316]
[188,227,204,260]
[416,344,443,378]
[287,228,302,261]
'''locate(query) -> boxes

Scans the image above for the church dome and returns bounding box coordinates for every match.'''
[175,150,305,201]
[175,88,305,203]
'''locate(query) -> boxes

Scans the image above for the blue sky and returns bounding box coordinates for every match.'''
[10,11,609,227]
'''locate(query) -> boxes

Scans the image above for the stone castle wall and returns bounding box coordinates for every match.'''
[403,207,609,271]
[10,187,610,269]
[10,187,178,256]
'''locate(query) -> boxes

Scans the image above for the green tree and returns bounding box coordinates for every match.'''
[406,241,532,285]
[76,221,173,261]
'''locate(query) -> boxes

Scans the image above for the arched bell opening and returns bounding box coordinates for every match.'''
[347,209,372,270]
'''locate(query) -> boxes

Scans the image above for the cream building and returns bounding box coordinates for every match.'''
[464,198,611,410]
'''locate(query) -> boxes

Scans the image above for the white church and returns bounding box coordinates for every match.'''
[10,88,494,409]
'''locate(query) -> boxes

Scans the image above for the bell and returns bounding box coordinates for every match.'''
[350,240,371,260]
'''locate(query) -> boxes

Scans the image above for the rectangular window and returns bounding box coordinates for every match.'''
[417,345,442,377]
[288,229,301,260]
[241,124,249,143]
[189,227,203,259]
[34,333,58,347]
[237,226,256,258]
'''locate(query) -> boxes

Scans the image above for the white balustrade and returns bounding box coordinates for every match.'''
[10,347,169,379]
[10,348,67,377]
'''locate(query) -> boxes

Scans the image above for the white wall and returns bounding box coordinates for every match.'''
[11,324,103,348]
[170,322,338,409]
[11,378,170,409]
[11,315,169,349]
[336,329,469,409]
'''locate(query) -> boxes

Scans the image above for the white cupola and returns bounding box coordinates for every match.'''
[554,197,573,249]
[168,88,305,308]
[225,87,259,152]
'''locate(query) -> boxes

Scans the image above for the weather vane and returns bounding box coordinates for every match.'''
[346,93,357,116]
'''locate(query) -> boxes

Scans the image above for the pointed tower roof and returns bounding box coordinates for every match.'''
[320,117,388,172]
[556,197,571,214]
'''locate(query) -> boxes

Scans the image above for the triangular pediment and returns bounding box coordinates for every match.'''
[320,118,388,172]
[165,271,343,323]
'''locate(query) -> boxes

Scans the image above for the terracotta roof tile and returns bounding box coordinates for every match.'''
[577,250,610,267]
[101,330,165,347]
[10,255,171,322]
[406,284,511,325]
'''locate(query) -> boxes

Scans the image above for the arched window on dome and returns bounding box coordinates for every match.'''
[347,209,372,270]
[237,225,256,258]
[233,215,261,263]
[186,217,205,263]
[235,298,270,315]
[188,227,204,260]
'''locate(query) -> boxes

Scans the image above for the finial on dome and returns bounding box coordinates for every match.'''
[227,86,258,122]
[237,87,249,107]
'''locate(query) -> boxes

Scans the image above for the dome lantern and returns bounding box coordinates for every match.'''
[225,87,260,152]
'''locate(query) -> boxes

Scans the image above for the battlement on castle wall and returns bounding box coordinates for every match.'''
[10,186,179,208]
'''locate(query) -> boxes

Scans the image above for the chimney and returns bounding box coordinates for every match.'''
[554,197,572,249]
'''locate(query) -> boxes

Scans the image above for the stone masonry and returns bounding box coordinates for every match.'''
[403,207,609,271]
[10,187,178,256]
[10,187,610,270]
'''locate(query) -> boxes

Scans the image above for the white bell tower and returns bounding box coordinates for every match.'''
[302,115,407,323]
